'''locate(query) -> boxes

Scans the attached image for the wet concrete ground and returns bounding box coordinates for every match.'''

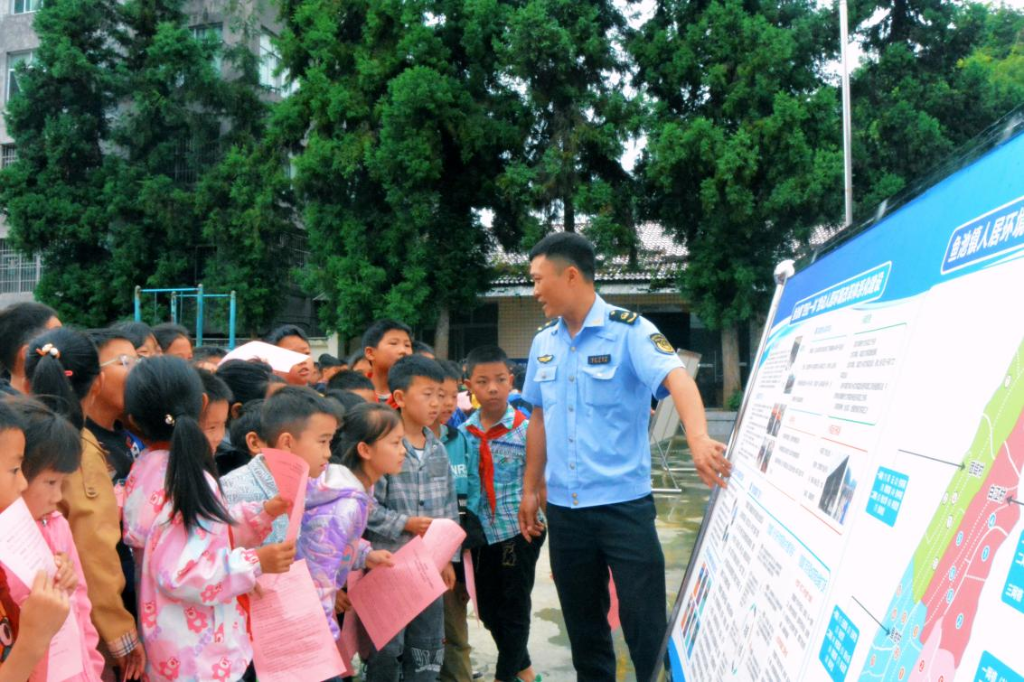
[465,444,712,682]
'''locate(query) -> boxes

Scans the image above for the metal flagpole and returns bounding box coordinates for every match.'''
[840,0,854,226]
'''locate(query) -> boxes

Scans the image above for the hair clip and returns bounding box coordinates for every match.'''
[36,343,61,359]
[165,414,176,426]
[64,370,74,377]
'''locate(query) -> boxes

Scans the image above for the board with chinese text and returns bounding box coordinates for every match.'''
[666,131,1024,682]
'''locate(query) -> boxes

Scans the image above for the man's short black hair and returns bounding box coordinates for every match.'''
[324,389,367,413]
[86,328,134,351]
[261,385,341,446]
[465,345,510,377]
[228,399,266,447]
[265,324,309,346]
[528,232,596,282]
[193,346,227,363]
[0,302,58,372]
[196,368,233,404]
[318,353,342,368]
[511,363,527,391]
[0,400,25,434]
[412,340,434,356]
[327,370,374,392]
[437,360,463,383]
[110,321,155,350]
[387,354,444,393]
[152,323,190,352]
[362,319,413,350]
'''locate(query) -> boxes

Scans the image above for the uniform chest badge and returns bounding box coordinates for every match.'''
[650,334,674,355]
[538,354,554,363]
[588,354,611,365]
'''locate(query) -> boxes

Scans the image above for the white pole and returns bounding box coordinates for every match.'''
[840,0,854,227]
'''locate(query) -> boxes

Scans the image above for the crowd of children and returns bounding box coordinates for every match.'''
[0,302,545,682]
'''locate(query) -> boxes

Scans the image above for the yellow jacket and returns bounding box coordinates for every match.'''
[58,428,139,658]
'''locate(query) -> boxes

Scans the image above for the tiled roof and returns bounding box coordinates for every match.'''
[490,222,687,289]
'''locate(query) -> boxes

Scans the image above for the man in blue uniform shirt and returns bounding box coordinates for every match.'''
[518,233,730,682]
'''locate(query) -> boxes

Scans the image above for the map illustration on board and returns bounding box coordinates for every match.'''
[860,340,1024,681]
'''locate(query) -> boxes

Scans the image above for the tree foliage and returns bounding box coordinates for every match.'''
[0,0,287,331]
[5,0,1024,339]
[497,0,638,243]
[632,0,843,329]
[850,0,1024,212]
[271,0,531,337]
[0,0,122,325]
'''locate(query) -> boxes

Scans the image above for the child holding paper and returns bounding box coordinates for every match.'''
[7,398,104,681]
[221,386,341,545]
[361,319,414,405]
[301,402,405,640]
[0,401,81,682]
[461,345,545,682]
[122,357,295,682]
[364,355,459,682]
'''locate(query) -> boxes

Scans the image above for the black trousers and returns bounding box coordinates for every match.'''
[547,495,667,682]
[474,530,546,681]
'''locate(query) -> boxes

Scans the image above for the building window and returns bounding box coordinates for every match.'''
[1,145,16,168]
[259,31,295,94]
[11,0,42,14]
[191,24,223,74]
[0,239,41,294]
[6,51,34,102]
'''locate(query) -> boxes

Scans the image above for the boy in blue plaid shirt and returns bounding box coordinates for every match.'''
[364,354,459,682]
[461,346,545,682]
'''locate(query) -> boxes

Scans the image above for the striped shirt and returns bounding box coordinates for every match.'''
[461,405,534,544]
[364,426,460,561]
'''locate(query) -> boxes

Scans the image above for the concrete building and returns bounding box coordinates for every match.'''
[0,0,286,309]
[445,223,754,407]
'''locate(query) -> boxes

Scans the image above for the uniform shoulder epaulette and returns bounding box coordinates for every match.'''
[536,319,558,333]
[609,309,639,325]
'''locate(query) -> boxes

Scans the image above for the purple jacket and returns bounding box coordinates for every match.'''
[298,464,374,640]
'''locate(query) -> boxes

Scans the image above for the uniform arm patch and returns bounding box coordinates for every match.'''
[650,333,674,354]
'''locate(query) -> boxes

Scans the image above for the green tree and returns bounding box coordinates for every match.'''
[632,0,843,331]
[106,0,232,313]
[195,12,299,335]
[271,0,529,344]
[851,1,1024,212]
[0,0,291,330]
[498,0,639,241]
[0,0,123,325]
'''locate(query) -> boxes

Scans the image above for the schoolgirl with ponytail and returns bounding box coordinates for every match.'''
[121,357,295,682]
[24,328,147,679]
[24,328,99,430]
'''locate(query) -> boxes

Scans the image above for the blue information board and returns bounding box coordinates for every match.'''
[664,129,1024,681]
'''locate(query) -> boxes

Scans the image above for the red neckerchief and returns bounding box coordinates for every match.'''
[465,410,526,514]
[367,371,399,409]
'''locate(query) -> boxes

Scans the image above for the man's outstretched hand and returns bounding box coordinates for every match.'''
[689,433,730,489]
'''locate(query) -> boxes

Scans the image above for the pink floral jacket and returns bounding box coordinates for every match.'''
[7,511,105,682]
[123,449,273,682]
